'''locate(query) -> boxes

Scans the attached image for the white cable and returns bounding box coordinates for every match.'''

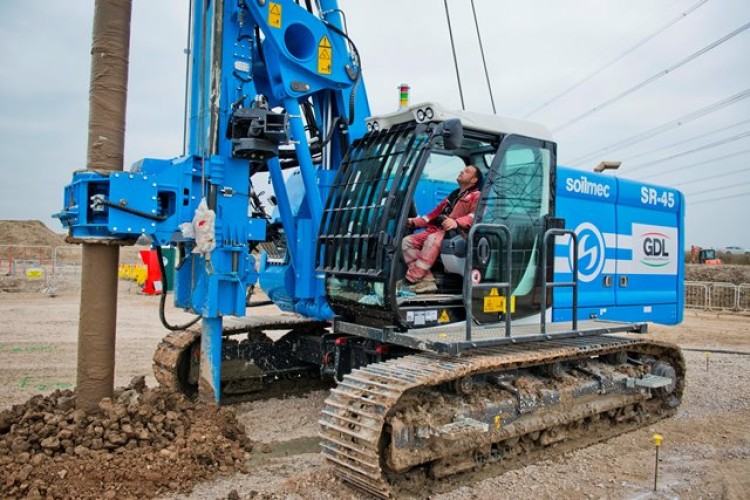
[554,21,750,133]
[523,0,709,119]
[564,88,750,166]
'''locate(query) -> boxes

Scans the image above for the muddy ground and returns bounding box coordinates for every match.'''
[0,282,749,498]
[685,264,750,285]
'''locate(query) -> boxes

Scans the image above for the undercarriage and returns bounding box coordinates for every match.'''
[319,335,683,498]
[153,320,683,498]
[152,316,334,403]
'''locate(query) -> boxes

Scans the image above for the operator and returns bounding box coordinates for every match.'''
[401,164,483,294]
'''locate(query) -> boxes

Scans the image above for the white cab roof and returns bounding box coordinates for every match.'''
[367,102,553,142]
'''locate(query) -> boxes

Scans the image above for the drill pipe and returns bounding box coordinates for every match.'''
[76,0,132,412]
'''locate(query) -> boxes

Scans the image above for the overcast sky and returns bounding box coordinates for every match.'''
[1,0,748,249]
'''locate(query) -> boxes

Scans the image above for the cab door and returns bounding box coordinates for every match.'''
[472,135,555,323]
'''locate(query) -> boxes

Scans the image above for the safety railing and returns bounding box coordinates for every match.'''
[684,281,750,312]
[0,245,54,276]
[1,243,153,294]
[463,223,512,342]
[0,245,83,291]
[709,282,738,311]
[739,284,750,311]
[684,282,709,309]
[540,228,579,333]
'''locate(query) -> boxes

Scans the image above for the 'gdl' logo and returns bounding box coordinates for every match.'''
[640,232,670,267]
[569,222,606,283]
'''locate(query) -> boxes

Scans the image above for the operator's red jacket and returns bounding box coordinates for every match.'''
[412,187,481,234]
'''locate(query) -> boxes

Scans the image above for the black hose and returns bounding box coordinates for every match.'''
[155,246,201,331]
[98,198,168,222]
[321,20,361,125]
[320,116,342,148]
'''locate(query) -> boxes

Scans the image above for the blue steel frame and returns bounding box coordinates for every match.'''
[55,0,370,402]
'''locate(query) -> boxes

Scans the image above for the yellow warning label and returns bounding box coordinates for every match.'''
[438,309,450,323]
[25,268,44,280]
[493,415,502,430]
[483,294,516,313]
[269,2,282,28]
[489,287,499,296]
[318,35,332,74]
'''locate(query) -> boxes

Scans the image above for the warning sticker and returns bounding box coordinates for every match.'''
[483,291,515,313]
[25,268,44,280]
[471,269,481,284]
[438,309,450,323]
[413,311,425,326]
[318,35,332,74]
[426,310,438,322]
[269,2,282,28]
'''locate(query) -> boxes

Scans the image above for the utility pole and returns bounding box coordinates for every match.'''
[76,0,132,412]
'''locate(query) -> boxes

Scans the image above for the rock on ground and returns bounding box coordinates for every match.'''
[0,377,253,499]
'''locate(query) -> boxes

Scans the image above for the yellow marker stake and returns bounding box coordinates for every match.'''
[652,433,663,491]
[705,351,710,371]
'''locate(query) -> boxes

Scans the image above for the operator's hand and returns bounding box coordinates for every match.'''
[441,217,458,231]
[406,218,416,229]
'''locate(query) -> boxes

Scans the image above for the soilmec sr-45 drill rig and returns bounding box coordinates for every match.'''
[56,1,685,496]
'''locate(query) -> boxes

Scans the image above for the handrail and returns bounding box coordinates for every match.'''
[540,228,579,333]
[464,223,513,342]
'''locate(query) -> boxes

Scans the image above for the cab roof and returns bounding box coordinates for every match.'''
[367,101,554,142]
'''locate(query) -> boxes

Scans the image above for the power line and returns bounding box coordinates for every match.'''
[625,130,750,174]
[639,148,750,180]
[553,21,750,133]
[686,179,750,197]
[690,190,750,205]
[564,87,750,166]
[523,0,709,119]
[622,118,750,162]
[673,167,748,187]
[442,0,465,110]
[470,0,496,114]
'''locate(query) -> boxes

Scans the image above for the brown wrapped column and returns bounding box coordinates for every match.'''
[76,0,132,412]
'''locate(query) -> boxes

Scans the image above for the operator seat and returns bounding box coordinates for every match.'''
[439,233,466,276]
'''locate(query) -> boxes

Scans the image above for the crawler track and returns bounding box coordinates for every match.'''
[153,328,201,395]
[319,336,684,498]
[152,316,330,402]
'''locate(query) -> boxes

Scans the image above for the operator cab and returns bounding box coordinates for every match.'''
[317,103,558,331]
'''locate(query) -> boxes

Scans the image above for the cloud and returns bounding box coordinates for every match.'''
[0,0,748,248]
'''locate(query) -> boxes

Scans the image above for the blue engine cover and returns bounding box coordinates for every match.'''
[553,166,684,325]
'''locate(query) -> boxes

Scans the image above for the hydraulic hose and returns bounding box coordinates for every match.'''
[97,198,168,221]
[155,245,201,331]
[321,20,362,125]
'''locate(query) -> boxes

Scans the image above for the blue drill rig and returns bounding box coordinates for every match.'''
[57,1,685,496]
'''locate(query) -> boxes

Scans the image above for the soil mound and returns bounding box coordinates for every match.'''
[0,220,66,248]
[686,264,750,285]
[0,377,253,499]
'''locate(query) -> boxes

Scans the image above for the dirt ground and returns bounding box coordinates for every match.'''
[685,264,750,285]
[0,280,748,499]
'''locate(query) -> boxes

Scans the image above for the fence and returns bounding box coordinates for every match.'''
[1,244,142,292]
[685,281,750,312]
[3,245,749,309]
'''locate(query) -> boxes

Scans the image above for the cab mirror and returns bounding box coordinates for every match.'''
[434,119,463,150]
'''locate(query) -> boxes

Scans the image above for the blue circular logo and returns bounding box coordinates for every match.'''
[569,223,606,283]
